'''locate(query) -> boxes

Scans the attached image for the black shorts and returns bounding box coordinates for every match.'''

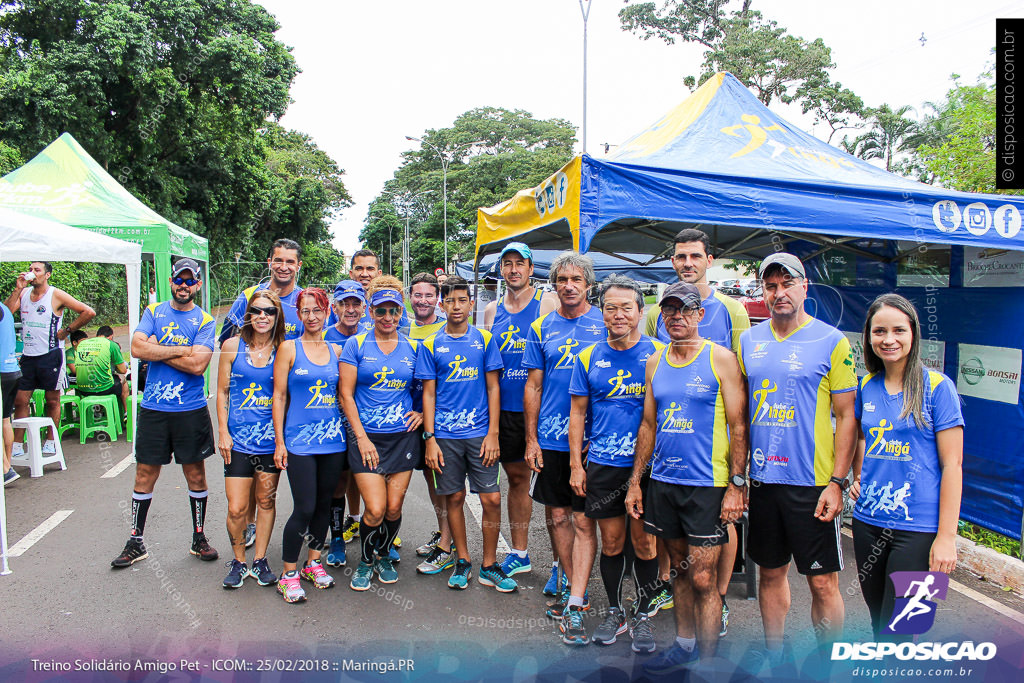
[76,377,123,399]
[135,406,215,466]
[748,482,843,575]
[498,410,527,464]
[529,449,585,512]
[643,480,728,545]
[585,462,634,519]
[17,348,66,392]
[348,430,419,475]
[224,449,281,478]
[1,371,20,419]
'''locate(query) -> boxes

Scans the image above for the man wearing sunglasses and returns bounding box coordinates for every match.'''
[112,258,219,569]
[220,238,305,346]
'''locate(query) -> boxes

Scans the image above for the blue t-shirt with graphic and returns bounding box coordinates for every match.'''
[136,302,216,412]
[227,283,303,340]
[415,326,503,439]
[493,289,544,412]
[522,307,606,451]
[569,336,663,467]
[854,369,964,533]
[341,332,419,434]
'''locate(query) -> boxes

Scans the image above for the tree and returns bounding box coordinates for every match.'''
[363,107,576,275]
[851,104,918,173]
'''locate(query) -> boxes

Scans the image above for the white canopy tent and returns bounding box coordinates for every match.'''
[0,207,142,574]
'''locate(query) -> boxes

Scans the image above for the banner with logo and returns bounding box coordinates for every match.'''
[963,246,1024,287]
[843,331,945,376]
[956,343,1022,404]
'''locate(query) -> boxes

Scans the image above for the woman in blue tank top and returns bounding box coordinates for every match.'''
[272,287,347,604]
[851,294,963,638]
[216,290,286,590]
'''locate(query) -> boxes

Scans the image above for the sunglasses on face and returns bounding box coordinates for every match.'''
[248,306,277,317]
[661,305,700,318]
[172,277,198,286]
[374,307,402,317]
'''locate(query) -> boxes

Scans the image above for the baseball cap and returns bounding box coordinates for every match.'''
[758,252,806,280]
[659,282,702,309]
[369,289,403,308]
[333,280,366,303]
[171,258,201,279]
[500,242,533,263]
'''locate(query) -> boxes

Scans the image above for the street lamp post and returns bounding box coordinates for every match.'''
[379,188,435,291]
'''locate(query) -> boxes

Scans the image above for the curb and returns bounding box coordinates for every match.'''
[957,535,1024,596]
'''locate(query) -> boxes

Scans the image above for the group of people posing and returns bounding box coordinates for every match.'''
[99,230,962,677]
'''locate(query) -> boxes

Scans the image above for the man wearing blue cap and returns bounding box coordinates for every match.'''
[482,242,557,585]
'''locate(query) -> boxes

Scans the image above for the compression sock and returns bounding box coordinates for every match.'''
[131,491,153,538]
[633,556,660,614]
[330,497,346,539]
[380,516,402,554]
[188,489,208,540]
[599,552,627,610]
[360,521,381,565]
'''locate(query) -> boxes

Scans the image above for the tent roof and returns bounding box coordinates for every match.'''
[0,133,208,260]
[0,207,141,265]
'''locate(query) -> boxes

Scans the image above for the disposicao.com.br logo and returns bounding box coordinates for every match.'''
[832,571,997,662]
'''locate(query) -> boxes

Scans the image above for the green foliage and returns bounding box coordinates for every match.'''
[1,261,129,326]
[958,521,1021,558]
[849,104,919,173]
[0,140,23,175]
[299,242,346,290]
[362,107,576,274]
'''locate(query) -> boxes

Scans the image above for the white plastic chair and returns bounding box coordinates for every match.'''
[10,417,67,478]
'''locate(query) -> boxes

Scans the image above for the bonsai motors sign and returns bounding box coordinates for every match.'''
[956,343,1022,404]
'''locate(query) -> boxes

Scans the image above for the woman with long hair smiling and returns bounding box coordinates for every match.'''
[217,290,286,589]
[340,275,423,591]
[850,293,964,637]
[272,287,347,603]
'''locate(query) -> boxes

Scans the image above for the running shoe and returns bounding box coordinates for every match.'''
[416,530,442,557]
[448,559,472,589]
[326,537,346,567]
[417,545,455,575]
[643,643,699,675]
[300,559,335,589]
[543,565,567,595]
[393,535,402,548]
[277,571,306,603]
[350,562,374,591]
[374,557,398,584]
[111,538,148,568]
[190,535,219,561]
[638,588,674,617]
[41,440,56,455]
[478,564,518,592]
[720,601,730,637]
[630,613,657,654]
[560,606,589,646]
[243,522,256,548]
[222,559,247,589]
[342,516,360,542]
[499,552,532,576]
[592,607,628,645]
[3,468,19,485]
[249,557,278,586]
[546,589,590,618]
[387,545,400,563]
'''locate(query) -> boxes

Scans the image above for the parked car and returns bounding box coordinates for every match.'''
[739,285,769,322]
[719,278,758,297]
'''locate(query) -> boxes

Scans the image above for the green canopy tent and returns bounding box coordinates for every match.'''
[0,133,210,309]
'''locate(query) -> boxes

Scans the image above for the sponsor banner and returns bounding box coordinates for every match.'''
[844,331,945,376]
[896,241,950,288]
[963,247,1024,287]
[956,343,1022,404]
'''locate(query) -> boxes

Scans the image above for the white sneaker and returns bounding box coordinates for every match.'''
[11,443,24,457]
[42,440,57,455]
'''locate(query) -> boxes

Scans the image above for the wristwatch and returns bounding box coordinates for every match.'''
[829,476,849,491]
[422,431,435,441]
[730,474,747,487]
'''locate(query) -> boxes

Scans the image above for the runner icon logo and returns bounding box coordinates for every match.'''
[885,571,949,635]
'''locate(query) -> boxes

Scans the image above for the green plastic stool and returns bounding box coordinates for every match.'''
[125,393,138,442]
[79,394,120,444]
[31,389,46,416]
[58,394,81,439]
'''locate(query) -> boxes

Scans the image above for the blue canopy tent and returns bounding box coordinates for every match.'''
[476,72,1024,541]
[455,249,678,283]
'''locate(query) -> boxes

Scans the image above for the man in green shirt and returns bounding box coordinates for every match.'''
[75,325,129,418]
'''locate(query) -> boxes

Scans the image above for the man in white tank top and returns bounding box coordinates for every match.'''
[4,261,95,454]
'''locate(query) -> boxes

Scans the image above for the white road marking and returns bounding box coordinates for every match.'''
[464,493,512,554]
[840,525,1024,625]
[101,454,135,479]
[8,510,74,557]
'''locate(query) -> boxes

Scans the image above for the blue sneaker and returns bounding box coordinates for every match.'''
[499,552,532,576]
[222,559,246,589]
[350,562,373,591]
[479,564,518,592]
[547,588,590,618]
[326,537,346,567]
[643,643,699,676]
[249,557,277,586]
[374,557,398,584]
[387,545,400,563]
[543,566,567,596]
[448,559,472,589]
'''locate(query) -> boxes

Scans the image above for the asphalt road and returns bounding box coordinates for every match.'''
[2,376,1023,681]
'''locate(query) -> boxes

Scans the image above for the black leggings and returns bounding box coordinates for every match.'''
[852,518,935,638]
[282,451,345,564]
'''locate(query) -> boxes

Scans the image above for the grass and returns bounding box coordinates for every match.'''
[958,521,1021,557]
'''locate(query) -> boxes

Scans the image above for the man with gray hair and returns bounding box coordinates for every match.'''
[522,251,606,638]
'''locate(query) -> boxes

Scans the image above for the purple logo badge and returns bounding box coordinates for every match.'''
[885,571,949,635]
